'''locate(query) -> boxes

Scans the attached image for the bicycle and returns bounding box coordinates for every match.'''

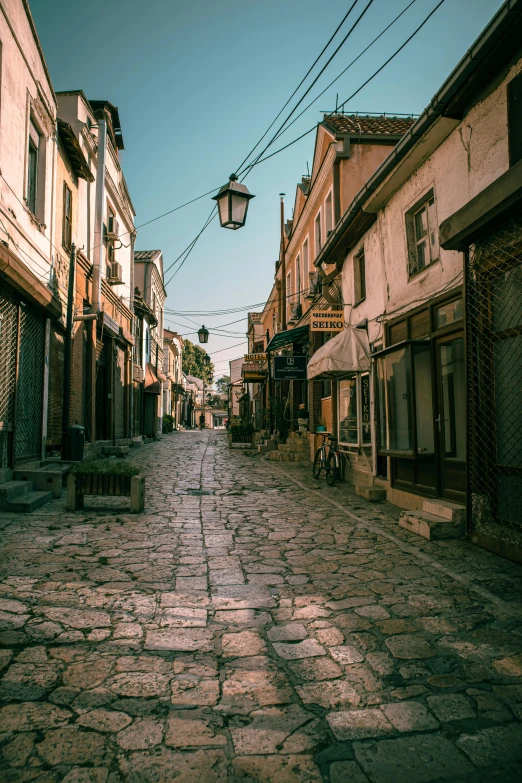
[313,432,341,486]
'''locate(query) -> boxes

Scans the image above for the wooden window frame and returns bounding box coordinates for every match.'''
[354,246,366,306]
[405,189,440,278]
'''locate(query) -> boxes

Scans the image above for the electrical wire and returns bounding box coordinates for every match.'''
[260,0,420,148]
[239,0,375,178]
[234,0,362,175]
[243,0,447,171]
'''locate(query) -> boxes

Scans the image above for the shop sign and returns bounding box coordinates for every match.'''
[361,373,371,443]
[273,355,307,380]
[310,310,344,332]
[244,353,267,362]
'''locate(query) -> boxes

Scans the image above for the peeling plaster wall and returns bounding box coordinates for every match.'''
[0,0,57,286]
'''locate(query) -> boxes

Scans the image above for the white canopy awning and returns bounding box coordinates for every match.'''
[307,327,371,380]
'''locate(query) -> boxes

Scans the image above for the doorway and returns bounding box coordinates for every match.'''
[436,333,466,501]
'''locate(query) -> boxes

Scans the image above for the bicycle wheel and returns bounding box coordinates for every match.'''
[312,449,323,479]
[326,452,337,486]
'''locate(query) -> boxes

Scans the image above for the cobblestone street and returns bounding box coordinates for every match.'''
[1,431,522,782]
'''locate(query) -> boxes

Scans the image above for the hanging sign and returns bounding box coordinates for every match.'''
[244,353,267,362]
[310,310,344,332]
[273,355,307,380]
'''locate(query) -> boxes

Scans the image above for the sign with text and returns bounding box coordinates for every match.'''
[310,310,344,332]
[273,355,307,381]
[244,353,267,362]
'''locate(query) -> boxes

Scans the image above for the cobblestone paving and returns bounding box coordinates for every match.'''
[1,430,522,782]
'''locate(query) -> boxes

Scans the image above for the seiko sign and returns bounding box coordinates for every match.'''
[310,311,344,332]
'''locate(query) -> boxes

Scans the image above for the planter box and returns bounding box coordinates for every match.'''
[227,433,254,448]
[66,473,145,513]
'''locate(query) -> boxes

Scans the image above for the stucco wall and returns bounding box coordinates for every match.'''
[0,0,57,284]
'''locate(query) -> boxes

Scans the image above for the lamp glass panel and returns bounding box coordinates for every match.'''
[231,193,247,225]
[218,194,230,225]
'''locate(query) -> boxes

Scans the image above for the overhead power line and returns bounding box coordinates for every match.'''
[239,0,375,178]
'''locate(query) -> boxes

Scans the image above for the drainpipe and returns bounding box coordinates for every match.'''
[92,117,107,314]
[129,231,136,438]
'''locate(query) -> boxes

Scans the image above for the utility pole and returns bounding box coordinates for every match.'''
[280,193,286,331]
[62,243,76,459]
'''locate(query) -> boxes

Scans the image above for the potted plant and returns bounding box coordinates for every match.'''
[66,460,145,513]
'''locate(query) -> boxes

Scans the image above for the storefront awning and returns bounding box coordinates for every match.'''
[266,325,309,353]
[307,327,370,380]
[145,363,161,394]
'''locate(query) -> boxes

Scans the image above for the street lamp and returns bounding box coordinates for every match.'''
[212,174,255,230]
[198,325,209,344]
[203,354,211,367]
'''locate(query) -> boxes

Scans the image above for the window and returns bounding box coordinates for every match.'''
[406,191,439,276]
[27,121,40,215]
[314,212,322,257]
[354,247,366,305]
[322,379,331,398]
[303,239,309,292]
[339,373,371,446]
[296,254,301,299]
[325,191,333,237]
[508,70,522,167]
[62,183,72,250]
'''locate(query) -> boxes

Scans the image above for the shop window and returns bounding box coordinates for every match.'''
[376,341,434,455]
[406,191,439,277]
[338,373,371,447]
[354,247,366,305]
[339,378,357,444]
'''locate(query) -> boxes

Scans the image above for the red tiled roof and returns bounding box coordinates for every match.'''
[323,114,415,137]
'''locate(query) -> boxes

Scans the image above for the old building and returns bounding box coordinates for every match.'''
[56,92,136,449]
[309,0,522,555]
[0,0,61,473]
[163,329,184,430]
[133,250,166,439]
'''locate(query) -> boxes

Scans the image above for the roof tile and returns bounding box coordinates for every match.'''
[323,113,415,137]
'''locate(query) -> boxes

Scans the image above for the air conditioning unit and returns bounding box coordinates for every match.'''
[107,262,123,285]
[106,217,119,241]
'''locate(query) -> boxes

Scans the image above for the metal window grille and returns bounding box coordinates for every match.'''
[0,281,18,467]
[46,326,65,448]
[466,210,522,552]
[15,301,45,462]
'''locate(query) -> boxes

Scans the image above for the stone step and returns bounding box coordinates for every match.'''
[14,469,62,498]
[258,440,277,454]
[278,443,309,454]
[356,486,386,502]
[8,490,54,513]
[422,498,466,523]
[399,510,465,541]
[0,480,33,509]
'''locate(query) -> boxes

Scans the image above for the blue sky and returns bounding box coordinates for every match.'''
[31,0,503,378]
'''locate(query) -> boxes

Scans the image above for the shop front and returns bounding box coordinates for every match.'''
[307,327,372,485]
[374,291,465,506]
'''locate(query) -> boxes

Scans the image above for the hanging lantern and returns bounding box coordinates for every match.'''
[212,174,255,230]
[203,354,211,367]
[198,325,209,344]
